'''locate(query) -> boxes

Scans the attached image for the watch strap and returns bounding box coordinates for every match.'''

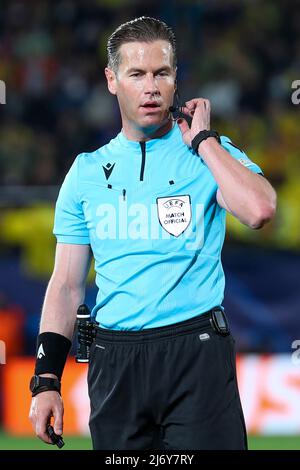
[191,130,221,154]
[30,375,61,397]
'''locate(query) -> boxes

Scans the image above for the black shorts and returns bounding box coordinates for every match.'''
[87,310,247,450]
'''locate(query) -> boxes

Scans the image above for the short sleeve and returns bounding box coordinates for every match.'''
[53,155,90,244]
[220,135,263,175]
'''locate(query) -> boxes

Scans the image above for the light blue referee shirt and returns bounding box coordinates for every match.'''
[53,123,262,329]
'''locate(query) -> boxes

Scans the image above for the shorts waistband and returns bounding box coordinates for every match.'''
[95,308,220,344]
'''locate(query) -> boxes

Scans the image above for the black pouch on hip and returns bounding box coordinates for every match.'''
[210,307,230,336]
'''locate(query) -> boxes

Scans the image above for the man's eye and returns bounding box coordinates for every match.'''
[157,72,168,76]
[130,73,141,77]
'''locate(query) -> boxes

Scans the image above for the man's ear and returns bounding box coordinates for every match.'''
[105,67,117,95]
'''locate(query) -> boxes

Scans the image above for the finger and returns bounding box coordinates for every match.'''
[29,399,51,443]
[53,404,64,435]
[180,106,195,117]
[193,101,207,116]
[193,99,211,127]
[203,99,211,111]
[185,98,206,111]
[36,415,53,444]
[185,98,198,109]
[177,118,191,142]
[177,117,190,132]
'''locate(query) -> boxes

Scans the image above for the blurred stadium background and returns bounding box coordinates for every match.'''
[0,0,300,451]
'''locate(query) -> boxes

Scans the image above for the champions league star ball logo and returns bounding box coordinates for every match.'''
[156,195,192,237]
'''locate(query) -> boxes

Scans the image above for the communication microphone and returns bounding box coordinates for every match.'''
[169,104,188,114]
[169,105,192,127]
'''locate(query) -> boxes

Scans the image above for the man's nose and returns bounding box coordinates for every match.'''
[144,74,159,94]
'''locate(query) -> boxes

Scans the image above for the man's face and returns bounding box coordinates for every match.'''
[105,40,176,131]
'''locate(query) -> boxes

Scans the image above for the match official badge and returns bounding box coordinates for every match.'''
[156,195,191,237]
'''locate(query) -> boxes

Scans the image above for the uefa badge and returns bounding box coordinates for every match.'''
[156,195,192,237]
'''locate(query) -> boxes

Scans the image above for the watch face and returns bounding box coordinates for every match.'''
[30,375,39,391]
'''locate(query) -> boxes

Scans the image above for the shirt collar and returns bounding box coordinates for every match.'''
[117,122,178,150]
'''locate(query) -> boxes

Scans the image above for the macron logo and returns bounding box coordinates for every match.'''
[37,343,45,359]
[102,162,115,180]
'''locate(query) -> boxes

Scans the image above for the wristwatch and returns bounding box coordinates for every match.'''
[191,129,221,154]
[30,375,61,397]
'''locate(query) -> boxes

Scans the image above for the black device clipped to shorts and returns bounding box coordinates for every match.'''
[76,304,96,363]
[210,307,230,336]
[47,424,65,448]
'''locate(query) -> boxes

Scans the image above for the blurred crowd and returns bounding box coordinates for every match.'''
[0,0,299,246]
[0,0,298,183]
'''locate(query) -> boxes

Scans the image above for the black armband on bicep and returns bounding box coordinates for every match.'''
[35,332,72,380]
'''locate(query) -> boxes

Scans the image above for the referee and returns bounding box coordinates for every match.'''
[29,17,276,450]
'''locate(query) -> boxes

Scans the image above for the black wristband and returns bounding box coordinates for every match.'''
[35,332,72,380]
[30,375,61,397]
[191,130,221,154]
